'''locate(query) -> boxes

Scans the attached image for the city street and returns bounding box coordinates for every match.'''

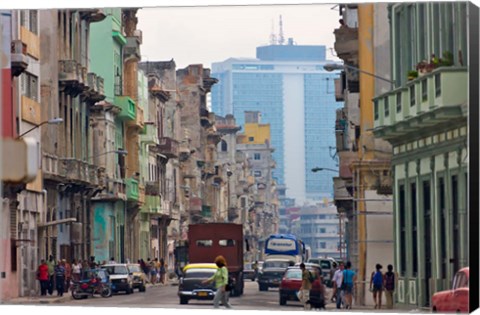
[5,280,429,313]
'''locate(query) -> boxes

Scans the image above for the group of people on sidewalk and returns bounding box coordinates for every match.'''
[329,261,396,310]
[138,257,168,285]
[37,255,76,297]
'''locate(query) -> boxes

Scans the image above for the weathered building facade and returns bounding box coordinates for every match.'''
[373,3,468,308]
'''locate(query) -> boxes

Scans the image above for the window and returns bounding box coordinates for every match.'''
[219,239,236,247]
[411,182,418,276]
[254,153,261,160]
[438,177,447,279]
[253,170,262,177]
[384,97,390,117]
[396,93,402,113]
[399,184,406,276]
[29,11,38,34]
[248,137,254,142]
[220,140,228,152]
[410,85,416,107]
[21,73,38,101]
[435,74,441,97]
[374,101,379,120]
[196,240,212,247]
[421,79,428,101]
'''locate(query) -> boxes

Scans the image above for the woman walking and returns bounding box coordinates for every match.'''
[202,255,232,309]
[72,259,82,282]
[370,263,384,309]
[159,258,167,285]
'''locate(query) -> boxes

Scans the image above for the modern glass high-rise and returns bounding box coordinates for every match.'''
[211,43,343,204]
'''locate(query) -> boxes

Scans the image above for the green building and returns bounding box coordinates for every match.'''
[373,3,468,308]
[89,8,136,263]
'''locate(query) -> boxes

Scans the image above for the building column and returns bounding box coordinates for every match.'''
[456,147,468,268]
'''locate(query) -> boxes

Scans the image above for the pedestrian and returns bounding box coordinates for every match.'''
[332,262,345,309]
[149,258,157,284]
[37,260,49,296]
[174,261,182,279]
[370,263,384,309]
[63,259,71,293]
[297,263,312,310]
[159,258,167,285]
[46,255,55,295]
[201,255,232,309]
[89,256,97,269]
[342,261,356,310]
[309,267,325,309]
[108,257,116,264]
[72,259,82,282]
[154,258,161,284]
[54,260,66,296]
[384,264,395,309]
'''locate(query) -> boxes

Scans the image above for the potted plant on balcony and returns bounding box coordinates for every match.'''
[407,70,418,81]
[415,51,454,76]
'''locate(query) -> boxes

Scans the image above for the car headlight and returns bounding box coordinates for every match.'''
[121,279,127,283]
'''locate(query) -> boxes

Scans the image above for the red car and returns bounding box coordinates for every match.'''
[279,264,325,307]
[432,267,469,313]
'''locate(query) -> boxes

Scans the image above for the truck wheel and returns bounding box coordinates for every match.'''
[259,284,268,291]
[280,296,287,305]
[180,297,189,305]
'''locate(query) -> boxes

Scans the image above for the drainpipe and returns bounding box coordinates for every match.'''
[41,189,48,261]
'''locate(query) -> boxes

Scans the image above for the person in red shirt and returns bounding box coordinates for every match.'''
[37,260,49,296]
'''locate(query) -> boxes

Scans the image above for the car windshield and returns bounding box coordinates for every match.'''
[81,270,107,281]
[103,265,128,275]
[308,259,320,265]
[320,261,331,269]
[264,261,290,269]
[128,265,141,273]
[285,269,302,279]
[184,268,216,278]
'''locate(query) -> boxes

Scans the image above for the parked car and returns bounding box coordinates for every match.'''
[432,267,469,313]
[243,263,256,281]
[127,263,146,292]
[177,263,218,305]
[101,263,134,294]
[257,259,294,291]
[279,264,325,307]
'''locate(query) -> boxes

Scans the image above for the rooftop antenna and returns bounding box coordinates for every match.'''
[278,15,285,45]
[269,19,277,45]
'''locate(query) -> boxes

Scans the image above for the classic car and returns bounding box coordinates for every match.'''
[279,264,325,307]
[432,267,469,313]
[178,263,218,305]
[127,263,147,292]
[101,263,134,294]
[257,259,294,291]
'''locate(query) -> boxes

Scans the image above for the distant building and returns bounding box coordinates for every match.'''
[298,204,340,259]
[211,42,342,204]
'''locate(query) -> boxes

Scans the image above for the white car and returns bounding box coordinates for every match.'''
[101,264,134,294]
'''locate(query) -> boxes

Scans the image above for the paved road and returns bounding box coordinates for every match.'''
[59,280,307,311]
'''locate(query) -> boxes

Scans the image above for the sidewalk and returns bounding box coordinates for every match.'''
[5,294,72,305]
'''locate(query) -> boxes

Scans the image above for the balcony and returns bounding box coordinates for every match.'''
[140,124,158,144]
[373,67,467,141]
[124,35,141,61]
[11,40,28,76]
[59,60,85,95]
[21,96,41,125]
[92,178,126,201]
[114,95,136,121]
[125,178,139,201]
[145,181,160,195]
[139,185,146,205]
[83,72,106,102]
[228,207,239,221]
[78,9,107,22]
[127,105,144,129]
[60,158,96,185]
[333,27,358,61]
[333,177,353,213]
[190,197,202,215]
[157,137,179,158]
[20,26,39,60]
[143,195,161,213]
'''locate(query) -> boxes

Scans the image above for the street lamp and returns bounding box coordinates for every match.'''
[323,63,396,85]
[311,167,338,173]
[87,149,128,160]
[16,117,64,139]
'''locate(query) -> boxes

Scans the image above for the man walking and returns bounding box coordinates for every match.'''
[299,263,312,310]
[37,260,49,296]
[54,260,66,296]
[332,262,344,309]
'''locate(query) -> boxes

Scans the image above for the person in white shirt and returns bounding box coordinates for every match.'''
[332,262,345,309]
[72,259,82,281]
[108,257,116,264]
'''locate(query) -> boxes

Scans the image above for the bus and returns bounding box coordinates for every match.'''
[264,234,306,263]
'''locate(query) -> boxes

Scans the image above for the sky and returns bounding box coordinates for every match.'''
[137,4,342,69]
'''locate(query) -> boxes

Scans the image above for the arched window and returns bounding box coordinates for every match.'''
[220,140,228,152]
